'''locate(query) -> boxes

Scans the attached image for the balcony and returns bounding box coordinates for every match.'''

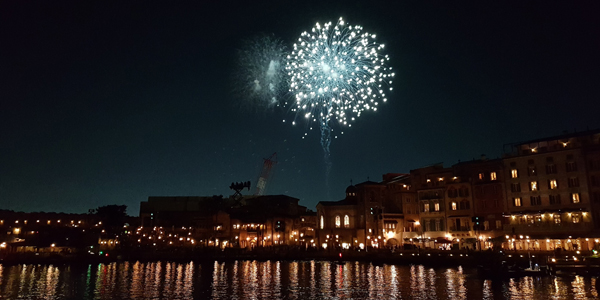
[503,222,593,234]
[449,226,471,232]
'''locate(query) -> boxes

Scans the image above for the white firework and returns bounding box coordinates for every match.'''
[285,17,394,133]
[236,35,288,110]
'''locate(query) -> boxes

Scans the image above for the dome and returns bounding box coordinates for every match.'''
[345,185,357,197]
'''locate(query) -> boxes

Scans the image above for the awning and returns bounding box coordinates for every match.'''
[384,220,398,224]
[434,237,453,244]
[406,219,415,223]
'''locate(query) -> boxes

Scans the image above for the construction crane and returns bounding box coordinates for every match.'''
[255,152,277,196]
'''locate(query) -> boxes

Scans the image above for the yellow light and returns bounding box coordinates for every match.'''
[415,221,420,226]
[51,243,55,247]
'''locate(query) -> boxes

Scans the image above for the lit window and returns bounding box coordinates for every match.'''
[451,202,457,211]
[572,214,580,224]
[344,215,350,228]
[549,179,558,189]
[530,181,538,191]
[478,173,484,180]
[571,193,580,204]
[423,203,430,212]
[495,220,502,229]
[434,203,440,212]
[511,169,518,178]
[554,215,561,224]
[335,216,341,228]
[513,198,522,207]
[320,216,324,229]
[491,172,497,181]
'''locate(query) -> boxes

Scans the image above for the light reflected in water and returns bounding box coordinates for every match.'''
[0,261,598,299]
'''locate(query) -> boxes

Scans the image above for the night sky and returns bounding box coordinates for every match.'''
[2,1,599,214]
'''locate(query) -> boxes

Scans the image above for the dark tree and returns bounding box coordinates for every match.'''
[92,205,128,228]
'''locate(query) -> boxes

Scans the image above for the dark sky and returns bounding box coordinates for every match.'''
[1,1,599,215]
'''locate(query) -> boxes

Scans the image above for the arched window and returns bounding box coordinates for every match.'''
[320,215,324,229]
[335,215,341,228]
[344,215,350,228]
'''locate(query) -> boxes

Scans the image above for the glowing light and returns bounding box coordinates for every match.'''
[285,17,394,159]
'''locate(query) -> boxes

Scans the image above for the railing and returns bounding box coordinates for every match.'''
[503,222,593,233]
[449,226,471,232]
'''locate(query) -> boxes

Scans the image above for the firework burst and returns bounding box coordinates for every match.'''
[285,17,395,136]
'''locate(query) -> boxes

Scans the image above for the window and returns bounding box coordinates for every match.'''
[594,192,600,203]
[511,169,519,178]
[458,187,469,197]
[568,177,580,187]
[554,214,561,224]
[511,183,521,192]
[546,164,557,174]
[572,213,580,224]
[571,193,580,204]
[549,179,558,189]
[448,188,457,198]
[530,196,541,206]
[451,202,457,211]
[335,216,341,228]
[478,173,484,180]
[491,172,497,181]
[530,181,538,191]
[423,203,430,212]
[344,215,349,228]
[320,216,324,229]
[528,166,537,176]
[566,161,578,172]
[513,197,522,207]
[549,194,561,205]
[460,200,470,210]
[484,221,489,230]
[434,202,440,212]
[496,220,502,229]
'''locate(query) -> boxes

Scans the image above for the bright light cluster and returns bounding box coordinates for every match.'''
[285,17,394,131]
[237,35,288,109]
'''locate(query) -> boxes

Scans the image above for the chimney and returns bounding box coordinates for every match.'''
[481,154,487,161]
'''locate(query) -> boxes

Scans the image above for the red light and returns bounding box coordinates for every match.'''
[105,254,109,257]
[339,253,342,258]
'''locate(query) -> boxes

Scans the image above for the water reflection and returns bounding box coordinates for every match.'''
[0,261,598,299]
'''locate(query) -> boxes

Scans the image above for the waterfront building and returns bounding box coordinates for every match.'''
[381,173,414,246]
[139,195,314,248]
[316,185,362,249]
[411,164,455,248]
[502,130,600,251]
[453,158,507,249]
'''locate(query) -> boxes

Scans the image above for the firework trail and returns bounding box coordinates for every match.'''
[236,34,288,111]
[285,17,395,182]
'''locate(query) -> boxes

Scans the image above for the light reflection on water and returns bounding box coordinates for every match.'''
[0,260,598,299]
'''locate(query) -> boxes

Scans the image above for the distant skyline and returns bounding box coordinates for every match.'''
[1,1,599,214]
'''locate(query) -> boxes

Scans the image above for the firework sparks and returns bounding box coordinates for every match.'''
[236,34,288,110]
[285,17,394,135]
[285,17,394,173]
